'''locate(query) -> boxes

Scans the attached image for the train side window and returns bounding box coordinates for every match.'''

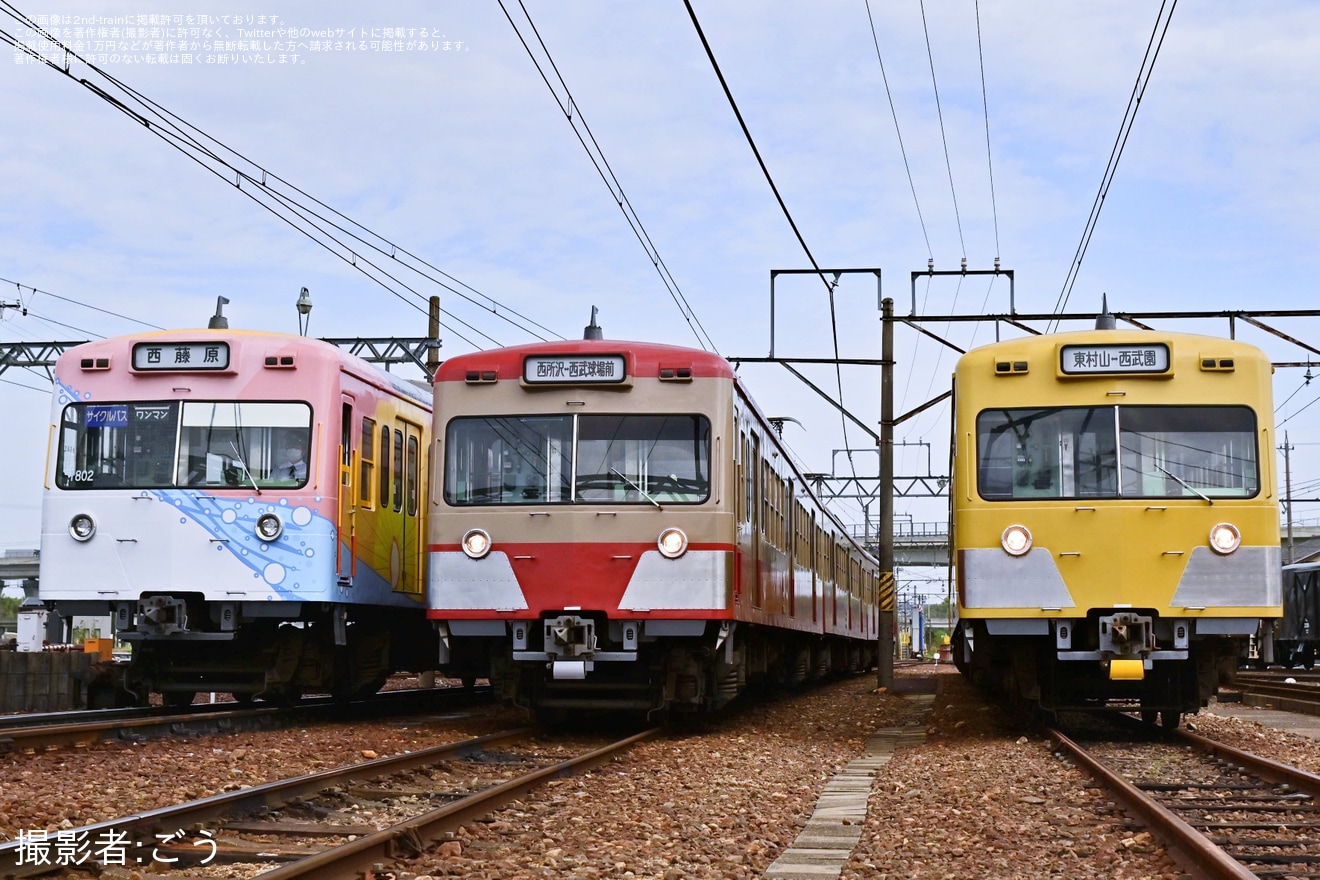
[360,418,376,507]
[341,402,353,471]
[737,432,748,523]
[379,425,391,510]
[774,476,781,546]
[393,429,404,513]
[406,433,419,516]
[779,478,787,549]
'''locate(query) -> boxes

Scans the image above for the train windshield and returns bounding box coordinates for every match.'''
[55,400,312,490]
[976,405,1258,500]
[444,414,711,505]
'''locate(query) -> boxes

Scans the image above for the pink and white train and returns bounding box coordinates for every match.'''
[40,328,436,705]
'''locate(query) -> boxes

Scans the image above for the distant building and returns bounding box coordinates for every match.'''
[1285,535,1320,566]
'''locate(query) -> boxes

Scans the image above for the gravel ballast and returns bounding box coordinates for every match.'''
[7,667,1314,879]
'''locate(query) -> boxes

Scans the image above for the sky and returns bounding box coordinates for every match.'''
[4,1,1320,603]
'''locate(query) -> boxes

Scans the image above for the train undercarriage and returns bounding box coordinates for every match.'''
[439,616,878,723]
[66,599,438,708]
[953,615,1242,728]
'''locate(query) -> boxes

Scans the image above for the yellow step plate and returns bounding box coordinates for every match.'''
[1109,658,1145,681]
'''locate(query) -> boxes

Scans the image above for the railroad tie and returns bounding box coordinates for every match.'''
[763,694,933,880]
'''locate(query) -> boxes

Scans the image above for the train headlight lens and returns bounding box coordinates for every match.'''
[1209,522,1241,555]
[462,528,492,559]
[69,514,96,542]
[255,513,284,541]
[657,527,688,559]
[1001,524,1032,556]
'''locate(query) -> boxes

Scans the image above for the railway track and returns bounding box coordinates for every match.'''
[1051,721,1320,878]
[1231,672,1320,718]
[0,686,489,753]
[0,724,659,878]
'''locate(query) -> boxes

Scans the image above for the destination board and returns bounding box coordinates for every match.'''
[524,354,627,384]
[1060,343,1169,375]
[132,341,230,371]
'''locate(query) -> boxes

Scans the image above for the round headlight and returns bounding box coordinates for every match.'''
[462,528,492,559]
[1209,522,1241,555]
[657,527,688,559]
[255,513,284,541]
[1001,524,1032,556]
[69,513,96,542]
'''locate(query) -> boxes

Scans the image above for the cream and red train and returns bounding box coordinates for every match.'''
[40,328,437,705]
[951,324,1281,726]
[427,326,880,718]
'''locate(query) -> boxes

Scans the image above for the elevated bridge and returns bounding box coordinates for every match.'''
[854,523,949,567]
[0,551,40,598]
[862,522,1320,570]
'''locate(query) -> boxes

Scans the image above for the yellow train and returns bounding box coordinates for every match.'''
[951,322,1281,726]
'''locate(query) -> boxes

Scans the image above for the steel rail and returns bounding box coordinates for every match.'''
[1238,683,1320,717]
[1229,674,1320,717]
[255,727,663,879]
[0,687,479,753]
[1174,727,1320,797]
[0,704,287,752]
[1047,727,1257,880]
[0,726,535,877]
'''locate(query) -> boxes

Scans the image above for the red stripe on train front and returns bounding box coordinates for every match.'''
[428,541,735,619]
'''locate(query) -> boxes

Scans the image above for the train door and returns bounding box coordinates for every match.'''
[749,432,762,609]
[810,515,819,625]
[832,542,842,628]
[398,419,425,596]
[781,482,792,620]
[338,394,356,582]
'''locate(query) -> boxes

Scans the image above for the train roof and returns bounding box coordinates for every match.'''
[959,326,1269,359]
[56,329,432,408]
[435,338,735,383]
[955,326,1272,380]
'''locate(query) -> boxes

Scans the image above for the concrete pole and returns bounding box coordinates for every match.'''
[1285,431,1294,565]
[877,297,895,689]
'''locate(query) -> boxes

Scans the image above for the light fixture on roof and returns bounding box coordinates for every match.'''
[296,287,312,337]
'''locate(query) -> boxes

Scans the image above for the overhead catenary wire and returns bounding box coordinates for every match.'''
[0,304,96,343]
[0,3,563,352]
[866,0,944,472]
[919,0,967,264]
[1279,390,1320,428]
[499,0,719,354]
[863,0,933,262]
[0,276,164,331]
[683,0,861,492]
[1277,370,1315,414]
[887,0,1002,462]
[0,375,50,393]
[1049,0,1179,329]
[974,0,1000,262]
[20,311,101,339]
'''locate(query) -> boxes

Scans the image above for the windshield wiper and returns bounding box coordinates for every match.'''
[229,441,261,494]
[1153,463,1212,505]
[610,468,661,509]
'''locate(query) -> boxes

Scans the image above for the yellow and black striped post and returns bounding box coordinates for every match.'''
[879,570,896,613]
